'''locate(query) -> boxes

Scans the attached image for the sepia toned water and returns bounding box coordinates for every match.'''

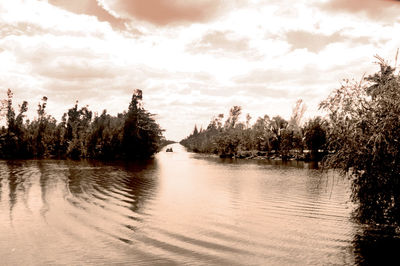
[0,144,398,265]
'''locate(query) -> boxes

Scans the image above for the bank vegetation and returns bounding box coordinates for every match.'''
[0,89,164,159]
[180,100,327,161]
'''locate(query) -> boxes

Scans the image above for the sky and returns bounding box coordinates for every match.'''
[0,0,400,140]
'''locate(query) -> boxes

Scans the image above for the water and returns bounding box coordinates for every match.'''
[0,144,399,265]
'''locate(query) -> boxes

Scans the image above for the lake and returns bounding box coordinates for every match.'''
[0,143,399,265]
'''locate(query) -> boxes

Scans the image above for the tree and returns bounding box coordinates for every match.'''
[123,89,163,158]
[224,106,242,129]
[65,101,92,159]
[289,99,306,129]
[303,117,326,161]
[252,115,271,152]
[280,100,307,159]
[269,116,288,152]
[193,125,199,136]
[0,89,20,158]
[35,96,49,157]
[5,89,16,134]
[320,57,400,226]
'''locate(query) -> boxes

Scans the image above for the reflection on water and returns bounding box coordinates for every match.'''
[0,144,399,265]
[353,226,400,266]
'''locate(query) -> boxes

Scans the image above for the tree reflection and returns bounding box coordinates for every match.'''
[120,160,158,214]
[65,160,86,197]
[37,161,51,217]
[353,226,400,265]
[4,161,25,221]
[64,159,158,216]
[0,162,4,202]
[202,154,320,170]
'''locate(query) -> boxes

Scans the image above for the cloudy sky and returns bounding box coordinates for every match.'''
[1,0,400,140]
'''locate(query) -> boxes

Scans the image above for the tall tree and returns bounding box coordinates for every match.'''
[123,89,162,158]
[224,106,242,129]
[303,116,326,160]
[269,116,288,152]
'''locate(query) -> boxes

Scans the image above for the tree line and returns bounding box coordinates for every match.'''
[0,89,164,159]
[180,99,327,161]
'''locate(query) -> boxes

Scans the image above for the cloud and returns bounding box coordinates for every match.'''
[48,0,127,29]
[232,60,373,99]
[285,30,372,53]
[187,30,254,57]
[286,31,342,53]
[97,0,230,26]
[0,0,119,39]
[319,0,400,21]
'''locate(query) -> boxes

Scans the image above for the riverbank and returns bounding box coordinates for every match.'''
[185,148,326,162]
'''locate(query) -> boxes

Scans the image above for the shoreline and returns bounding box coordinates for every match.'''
[183,148,325,162]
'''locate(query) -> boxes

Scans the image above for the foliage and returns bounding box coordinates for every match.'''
[180,101,324,160]
[320,57,400,226]
[303,117,326,152]
[122,89,163,158]
[0,89,163,160]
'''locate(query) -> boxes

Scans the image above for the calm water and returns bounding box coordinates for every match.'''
[1,144,399,265]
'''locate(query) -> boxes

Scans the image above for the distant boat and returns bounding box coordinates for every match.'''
[166,148,173,152]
